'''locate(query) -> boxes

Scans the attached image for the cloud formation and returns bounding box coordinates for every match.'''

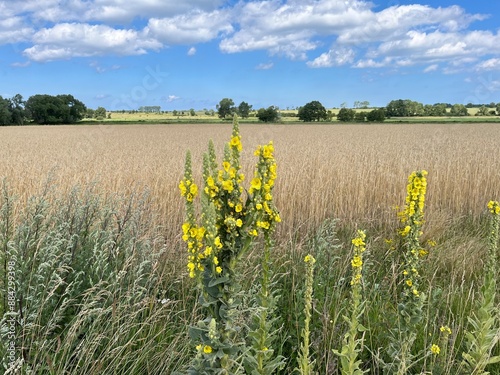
[0,0,498,73]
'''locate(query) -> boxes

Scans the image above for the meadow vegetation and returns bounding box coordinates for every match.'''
[1,121,499,374]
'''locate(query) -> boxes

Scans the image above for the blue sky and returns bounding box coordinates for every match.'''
[1,0,500,111]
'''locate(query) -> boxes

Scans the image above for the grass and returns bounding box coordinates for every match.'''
[1,122,499,373]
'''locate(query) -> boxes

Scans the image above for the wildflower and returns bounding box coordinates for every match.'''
[216,266,222,274]
[230,136,242,151]
[250,177,262,191]
[440,325,452,335]
[351,256,363,269]
[203,345,213,354]
[235,203,243,212]
[430,344,440,355]
[487,200,500,215]
[406,279,413,287]
[304,254,316,264]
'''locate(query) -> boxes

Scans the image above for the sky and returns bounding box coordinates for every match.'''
[1,0,500,111]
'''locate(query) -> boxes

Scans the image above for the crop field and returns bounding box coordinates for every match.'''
[1,122,500,374]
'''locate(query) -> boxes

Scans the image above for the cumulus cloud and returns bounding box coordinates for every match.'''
[23,23,162,61]
[166,95,180,102]
[1,0,498,73]
[307,47,355,68]
[147,9,233,45]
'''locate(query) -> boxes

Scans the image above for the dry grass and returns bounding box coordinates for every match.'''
[1,123,499,243]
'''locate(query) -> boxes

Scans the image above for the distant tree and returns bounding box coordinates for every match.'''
[216,98,235,119]
[237,101,252,118]
[496,103,500,115]
[366,108,386,122]
[337,108,355,122]
[386,99,424,117]
[354,111,366,122]
[340,102,348,108]
[298,100,328,122]
[489,102,496,108]
[94,106,106,119]
[0,96,11,125]
[9,94,25,125]
[107,113,112,119]
[360,100,370,109]
[256,106,279,122]
[86,108,95,118]
[173,110,178,117]
[26,94,86,124]
[476,106,489,116]
[189,108,196,116]
[450,104,468,116]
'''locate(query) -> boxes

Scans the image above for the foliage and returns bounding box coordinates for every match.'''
[298,101,328,122]
[366,108,386,122]
[450,104,469,116]
[0,181,189,374]
[337,108,355,122]
[216,98,236,119]
[238,101,252,118]
[257,106,279,122]
[94,106,107,119]
[0,95,25,126]
[25,94,86,124]
[385,99,424,117]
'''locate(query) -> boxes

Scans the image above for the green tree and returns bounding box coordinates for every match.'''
[9,94,25,125]
[0,96,11,125]
[386,99,424,117]
[337,108,355,122]
[86,108,95,118]
[189,108,196,116]
[354,111,366,122]
[496,103,500,115]
[94,106,106,119]
[298,100,328,122]
[26,94,86,124]
[450,104,468,116]
[366,108,386,122]
[216,98,235,119]
[257,106,279,122]
[237,101,252,118]
[476,106,489,116]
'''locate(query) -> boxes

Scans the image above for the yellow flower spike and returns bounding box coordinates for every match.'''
[251,177,262,191]
[222,161,230,172]
[351,256,363,268]
[440,325,452,335]
[230,136,242,151]
[214,237,222,249]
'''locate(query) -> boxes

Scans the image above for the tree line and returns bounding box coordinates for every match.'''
[0,94,87,125]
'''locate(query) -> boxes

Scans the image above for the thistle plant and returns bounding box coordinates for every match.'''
[180,117,281,374]
[333,229,368,375]
[296,254,316,375]
[385,170,428,374]
[461,200,500,374]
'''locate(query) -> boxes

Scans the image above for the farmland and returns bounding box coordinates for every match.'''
[1,122,500,374]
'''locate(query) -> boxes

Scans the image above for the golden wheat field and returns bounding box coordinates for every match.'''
[1,123,499,242]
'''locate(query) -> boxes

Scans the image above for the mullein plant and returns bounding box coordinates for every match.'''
[461,200,500,374]
[296,254,316,375]
[179,117,281,374]
[333,230,368,375]
[385,170,428,374]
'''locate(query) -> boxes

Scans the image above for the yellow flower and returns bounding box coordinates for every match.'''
[230,136,242,151]
[430,344,440,355]
[304,254,316,264]
[223,161,231,172]
[221,179,234,192]
[351,256,363,269]
[249,229,258,236]
[235,203,243,212]
[488,200,500,215]
[352,237,365,247]
[406,279,413,287]
[204,246,212,257]
[196,344,202,351]
[256,203,263,210]
[214,237,222,249]
[236,219,243,227]
[189,183,198,196]
[216,266,222,274]
[213,256,219,265]
[251,177,262,191]
[203,345,213,354]
[440,325,452,335]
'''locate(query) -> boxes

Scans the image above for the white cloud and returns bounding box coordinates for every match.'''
[307,47,355,68]
[187,47,196,56]
[0,16,34,44]
[166,95,180,102]
[24,23,162,61]
[424,64,438,73]
[475,58,500,71]
[256,62,273,70]
[147,9,233,45]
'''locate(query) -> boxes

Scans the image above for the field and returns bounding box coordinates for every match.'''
[1,122,500,374]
